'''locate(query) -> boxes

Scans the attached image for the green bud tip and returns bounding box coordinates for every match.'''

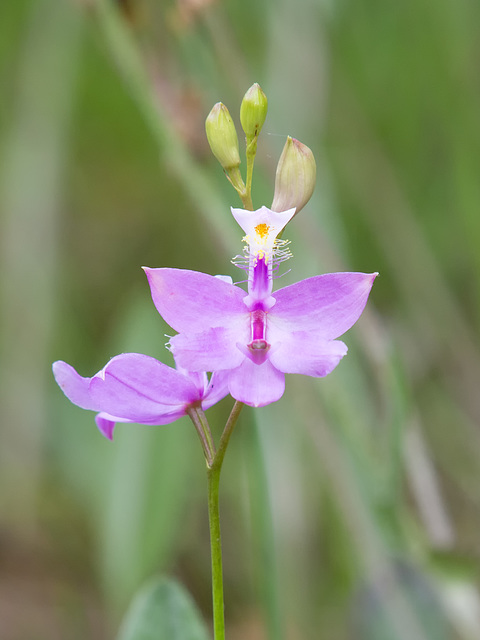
[205,102,241,171]
[271,136,316,216]
[240,83,268,139]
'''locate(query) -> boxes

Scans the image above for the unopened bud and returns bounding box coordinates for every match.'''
[271,136,316,215]
[205,102,241,170]
[240,83,268,139]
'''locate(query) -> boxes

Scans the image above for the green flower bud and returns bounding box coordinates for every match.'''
[240,83,268,139]
[205,102,241,171]
[271,136,316,216]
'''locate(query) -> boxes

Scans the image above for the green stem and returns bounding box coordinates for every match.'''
[244,135,258,203]
[197,406,217,462]
[225,166,252,210]
[206,401,244,640]
[187,405,216,466]
[228,135,257,210]
[212,401,244,473]
[207,464,224,640]
[240,190,254,211]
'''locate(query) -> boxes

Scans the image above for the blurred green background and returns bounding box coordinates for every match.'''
[1,0,480,638]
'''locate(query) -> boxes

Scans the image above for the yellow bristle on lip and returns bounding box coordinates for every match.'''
[254,223,270,239]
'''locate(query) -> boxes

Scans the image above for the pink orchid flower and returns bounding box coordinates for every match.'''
[145,207,377,408]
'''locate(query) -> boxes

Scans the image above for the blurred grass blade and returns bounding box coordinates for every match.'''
[246,419,284,640]
[352,559,451,640]
[116,576,210,640]
[91,0,236,255]
[0,0,82,524]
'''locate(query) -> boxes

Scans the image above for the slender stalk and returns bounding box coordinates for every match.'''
[207,464,224,639]
[240,190,253,211]
[211,401,244,473]
[244,136,257,200]
[206,401,244,640]
[196,406,217,461]
[239,136,258,211]
[226,166,252,210]
[187,405,215,466]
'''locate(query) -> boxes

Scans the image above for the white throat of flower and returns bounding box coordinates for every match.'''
[231,205,296,263]
[244,222,278,260]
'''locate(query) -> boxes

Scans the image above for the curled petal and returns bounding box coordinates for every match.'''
[96,414,115,440]
[53,361,98,411]
[228,358,285,407]
[273,272,377,340]
[95,412,130,440]
[144,267,247,333]
[269,333,348,377]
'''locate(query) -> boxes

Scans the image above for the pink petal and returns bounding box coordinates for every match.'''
[177,370,208,393]
[273,272,377,340]
[170,327,246,371]
[88,353,199,422]
[144,267,247,333]
[95,407,190,440]
[95,412,122,440]
[228,359,285,407]
[202,370,231,408]
[269,333,348,376]
[52,361,98,410]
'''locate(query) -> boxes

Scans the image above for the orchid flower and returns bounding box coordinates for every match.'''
[145,206,377,408]
[52,353,229,440]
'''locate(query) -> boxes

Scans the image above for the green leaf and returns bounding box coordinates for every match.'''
[116,576,211,640]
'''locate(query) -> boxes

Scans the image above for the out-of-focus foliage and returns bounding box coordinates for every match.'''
[116,576,210,640]
[1,0,480,638]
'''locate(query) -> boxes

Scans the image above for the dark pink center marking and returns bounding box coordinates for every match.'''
[248,309,270,362]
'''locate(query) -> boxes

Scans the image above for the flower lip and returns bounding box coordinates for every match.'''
[231,206,296,258]
[236,340,270,365]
